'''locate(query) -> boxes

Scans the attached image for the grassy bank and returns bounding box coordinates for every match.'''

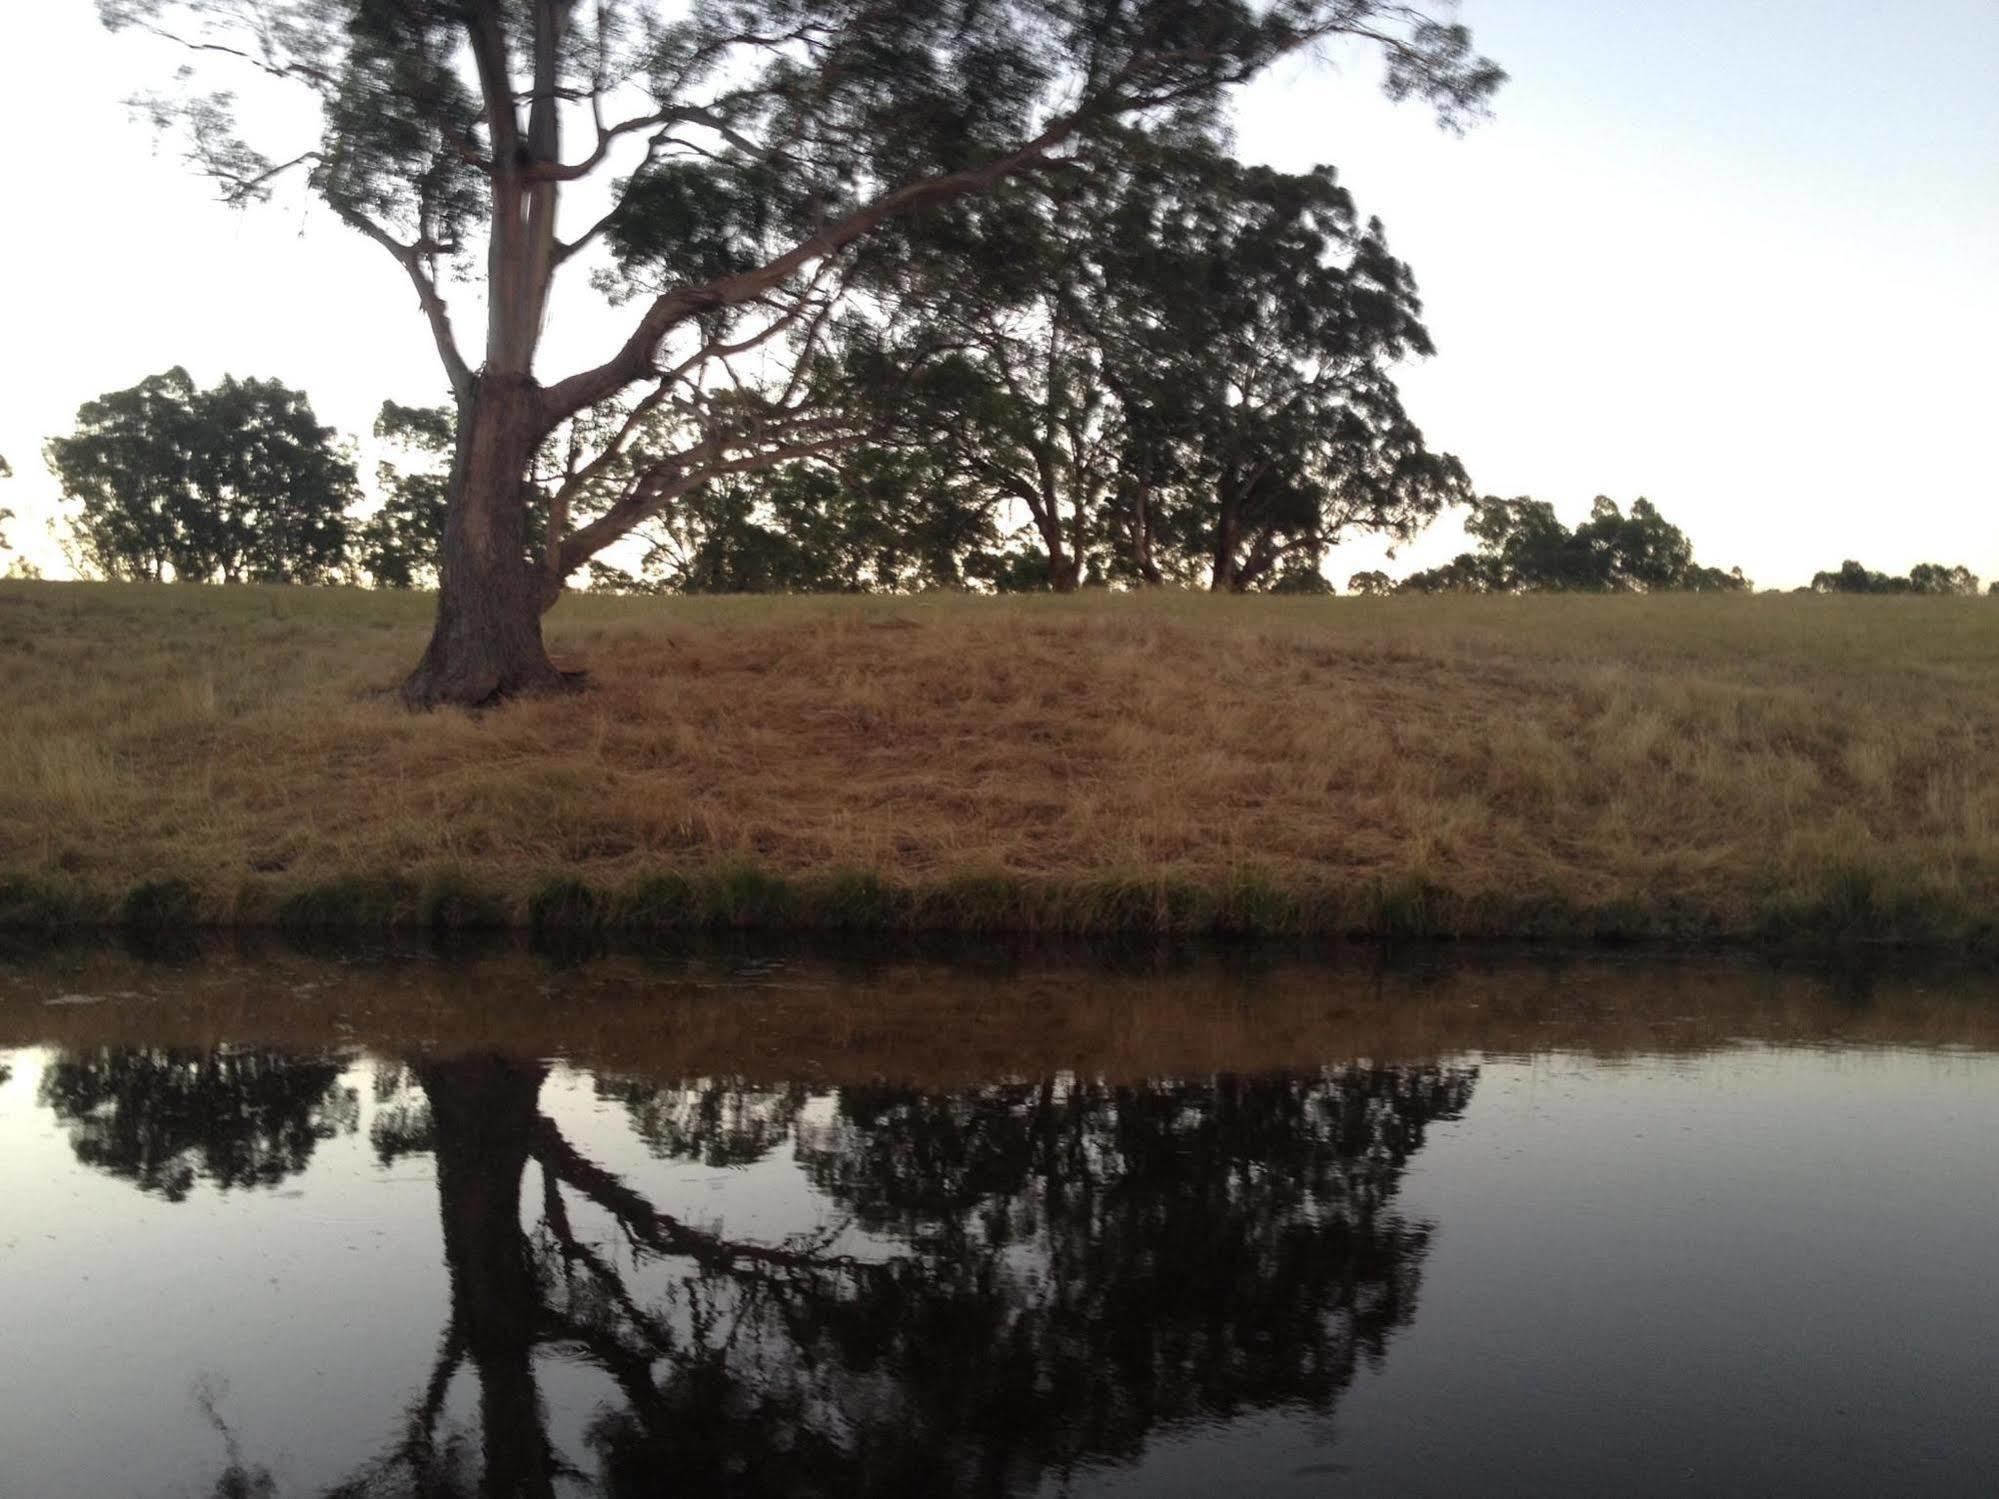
[4,579,1998,944]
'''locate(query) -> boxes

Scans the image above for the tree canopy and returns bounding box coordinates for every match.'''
[858,133,1469,592]
[102,0,1503,702]
[1809,559,1980,596]
[1396,495,1747,594]
[46,368,358,584]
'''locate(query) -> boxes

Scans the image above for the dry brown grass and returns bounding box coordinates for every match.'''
[4,579,1998,939]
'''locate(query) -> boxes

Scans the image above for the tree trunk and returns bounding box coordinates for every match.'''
[1032,511,1080,593]
[401,375,574,708]
[1211,487,1239,592]
[1130,487,1163,585]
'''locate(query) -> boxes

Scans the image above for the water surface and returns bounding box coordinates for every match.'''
[1,947,1995,1497]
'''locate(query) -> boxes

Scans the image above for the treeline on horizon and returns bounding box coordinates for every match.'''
[11,377,1983,598]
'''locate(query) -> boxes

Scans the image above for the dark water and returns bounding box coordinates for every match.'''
[1,948,1996,1498]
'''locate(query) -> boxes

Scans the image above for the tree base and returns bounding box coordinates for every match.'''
[399,648,584,710]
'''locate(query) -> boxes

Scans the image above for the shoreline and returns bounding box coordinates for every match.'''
[3,863,1990,949]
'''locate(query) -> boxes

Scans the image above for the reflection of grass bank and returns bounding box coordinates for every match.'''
[5,580,1999,946]
[5,944,1999,1081]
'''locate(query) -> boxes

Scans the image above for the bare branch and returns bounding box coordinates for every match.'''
[554,420,865,584]
[531,1117,866,1278]
[540,109,1100,424]
[331,205,475,399]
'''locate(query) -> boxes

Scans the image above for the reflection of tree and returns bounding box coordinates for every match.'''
[368,1063,435,1165]
[596,1076,809,1167]
[349,1058,1473,1497]
[43,1043,1470,1495]
[788,1071,1466,1459]
[38,1046,357,1201]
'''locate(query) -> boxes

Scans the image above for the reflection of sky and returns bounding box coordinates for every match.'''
[0,1055,448,1499]
[1,2,1994,588]
[1061,1044,1999,1497]
[3,1041,1997,1497]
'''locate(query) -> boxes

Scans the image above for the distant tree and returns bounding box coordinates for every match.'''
[47,369,358,584]
[107,0,1500,704]
[906,138,1466,592]
[0,455,41,581]
[355,401,454,588]
[1347,569,1395,596]
[1810,560,1979,595]
[631,449,1002,595]
[1398,496,1747,594]
[45,370,192,582]
[1140,151,1469,593]
[1810,560,1893,594]
[1907,563,1979,595]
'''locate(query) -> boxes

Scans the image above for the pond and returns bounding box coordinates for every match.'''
[1,944,1995,1498]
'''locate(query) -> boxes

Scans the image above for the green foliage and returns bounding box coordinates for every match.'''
[1347,570,1394,596]
[0,873,107,933]
[1810,560,1980,596]
[873,136,1469,592]
[421,868,509,929]
[47,369,358,584]
[528,877,606,935]
[1399,496,1748,594]
[120,878,200,934]
[103,0,1502,639]
[623,448,1002,595]
[276,877,420,934]
[356,400,454,588]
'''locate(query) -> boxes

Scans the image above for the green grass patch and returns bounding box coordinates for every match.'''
[276,876,420,935]
[0,873,106,933]
[120,878,200,934]
[528,877,607,935]
[3,859,1997,951]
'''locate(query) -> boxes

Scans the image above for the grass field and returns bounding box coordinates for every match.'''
[4,579,1998,943]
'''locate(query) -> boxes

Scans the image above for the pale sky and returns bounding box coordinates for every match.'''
[1,1,1995,588]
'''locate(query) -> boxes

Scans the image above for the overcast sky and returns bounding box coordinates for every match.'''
[1,1,1995,588]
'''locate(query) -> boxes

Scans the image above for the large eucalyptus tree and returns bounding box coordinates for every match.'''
[105,0,1498,704]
